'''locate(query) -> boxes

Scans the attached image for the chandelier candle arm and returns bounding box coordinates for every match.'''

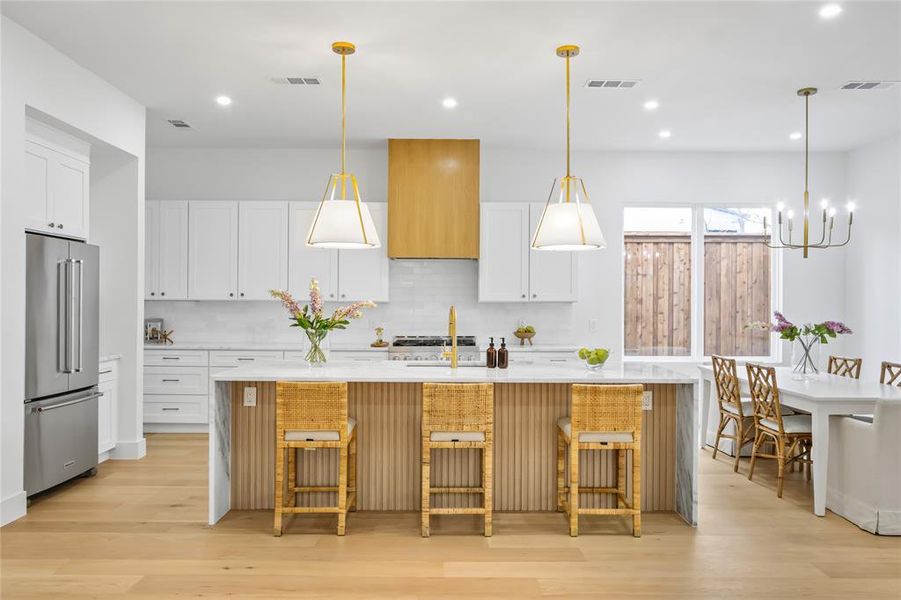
[764,87,853,256]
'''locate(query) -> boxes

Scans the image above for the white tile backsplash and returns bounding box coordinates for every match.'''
[148,259,579,347]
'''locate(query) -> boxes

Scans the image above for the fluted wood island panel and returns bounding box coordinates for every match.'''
[228,381,677,512]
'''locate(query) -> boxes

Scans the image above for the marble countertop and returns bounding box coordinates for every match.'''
[210,360,697,384]
[99,354,122,363]
[144,341,388,352]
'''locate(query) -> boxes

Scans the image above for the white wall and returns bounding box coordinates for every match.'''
[1,16,146,525]
[843,135,901,379]
[147,146,849,353]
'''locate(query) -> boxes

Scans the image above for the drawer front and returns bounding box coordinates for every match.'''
[331,351,388,362]
[145,349,208,367]
[98,361,118,383]
[143,395,208,424]
[144,366,209,395]
[512,351,577,365]
[209,350,284,367]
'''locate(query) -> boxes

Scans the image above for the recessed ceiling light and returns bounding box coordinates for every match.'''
[643,99,659,111]
[658,129,672,139]
[216,95,232,106]
[819,3,842,19]
[442,97,458,109]
[789,131,802,140]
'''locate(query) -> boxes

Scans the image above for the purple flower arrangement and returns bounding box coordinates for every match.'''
[746,311,853,344]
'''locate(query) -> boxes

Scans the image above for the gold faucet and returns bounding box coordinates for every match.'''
[441,305,458,368]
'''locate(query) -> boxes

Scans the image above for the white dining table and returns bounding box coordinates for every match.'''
[698,365,901,516]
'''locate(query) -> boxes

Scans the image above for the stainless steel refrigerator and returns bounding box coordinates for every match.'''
[24,232,101,496]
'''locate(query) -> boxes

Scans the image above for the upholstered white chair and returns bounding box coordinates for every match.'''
[827,398,901,535]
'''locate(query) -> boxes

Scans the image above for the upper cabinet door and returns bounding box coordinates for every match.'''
[528,204,579,302]
[145,201,160,299]
[157,201,189,300]
[24,141,51,232]
[288,202,339,301]
[238,201,288,300]
[50,154,90,239]
[188,201,238,300]
[338,203,390,303]
[478,203,530,302]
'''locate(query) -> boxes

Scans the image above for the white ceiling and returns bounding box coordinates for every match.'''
[3,1,900,151]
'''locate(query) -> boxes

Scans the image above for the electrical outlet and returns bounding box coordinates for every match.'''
[243,386,257,407]
[588,319,598,332]
[642,391,653,411]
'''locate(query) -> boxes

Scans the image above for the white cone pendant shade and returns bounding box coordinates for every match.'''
[306,41,381,249]
[307,174,380,249]
[531,177,605,250]
[531,45,605,252]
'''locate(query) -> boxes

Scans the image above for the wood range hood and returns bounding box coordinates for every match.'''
[387,139,480,259]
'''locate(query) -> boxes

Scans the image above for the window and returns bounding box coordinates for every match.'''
[623,206,777,360]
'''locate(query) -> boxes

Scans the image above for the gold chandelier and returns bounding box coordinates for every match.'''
[306,41,380,249]
[765,87,853,258]
[531,44,605,251]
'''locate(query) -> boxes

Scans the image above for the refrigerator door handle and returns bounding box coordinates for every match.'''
[58,260,69,374]
[60,259,75,374]
[35,391,104,413]
[75,259,84,373]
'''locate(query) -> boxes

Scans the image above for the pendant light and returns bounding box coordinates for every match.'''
[306,41,380,249]
[531,45,605,251]
[765,87,853,258]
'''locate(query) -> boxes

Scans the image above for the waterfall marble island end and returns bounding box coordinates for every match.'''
[208,360,699,527]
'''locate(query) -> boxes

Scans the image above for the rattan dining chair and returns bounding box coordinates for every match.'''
[881,361,901,386]
[273,381,357,537]
[827,355,863,379]
[557,384,643,537]
[746,363,812,498]
[421,383,494,537]
[710,356,757,472]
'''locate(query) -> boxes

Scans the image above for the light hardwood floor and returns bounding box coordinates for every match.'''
[1,434,898,599]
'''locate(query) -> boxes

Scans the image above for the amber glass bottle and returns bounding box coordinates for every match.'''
[486,337,497,368]
[498,337,509,369]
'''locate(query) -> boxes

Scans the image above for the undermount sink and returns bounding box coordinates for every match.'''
[404,361,485,368]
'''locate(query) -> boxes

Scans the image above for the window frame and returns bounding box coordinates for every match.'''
[621,202,782,364]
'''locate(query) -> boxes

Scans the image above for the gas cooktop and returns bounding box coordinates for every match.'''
[389,336,481,362]
[391,336,477,347]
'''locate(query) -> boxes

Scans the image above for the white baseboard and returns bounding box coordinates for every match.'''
[110,437,147,460]
[144,423,209,434]
[1,491,27,526]
[98,450,112,464]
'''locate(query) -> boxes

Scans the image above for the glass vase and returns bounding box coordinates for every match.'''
[792,335,820,374]
[304,330,330,366]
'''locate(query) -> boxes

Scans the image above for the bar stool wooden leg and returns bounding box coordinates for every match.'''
[483,441,493,537]
[273,446,285,537]
[287,447,297,508]
[617,449,626,508]
[569,443,580,537]
[337,445,348,536]
[632,446,642,537]
[556,429,565,512]
[421,440,431,537]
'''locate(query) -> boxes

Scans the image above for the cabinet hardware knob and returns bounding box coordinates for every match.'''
[229,293,234,297]
[532,294,537,298]
[329,294,335,298]
[48,222,55,227]
[58,224,64,229]
[521,294,526,299]
[240,292,245,297]
[160,292,165,296]
[150,292,155,296]
[341,294,346,298]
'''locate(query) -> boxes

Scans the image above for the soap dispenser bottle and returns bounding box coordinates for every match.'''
[498,337,509,369]
[486,337,497,368]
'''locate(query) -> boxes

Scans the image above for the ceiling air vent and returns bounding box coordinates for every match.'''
[167,119,191,129]
[272,77,321,85]
[585,79,640,89]
[841,81,897,90]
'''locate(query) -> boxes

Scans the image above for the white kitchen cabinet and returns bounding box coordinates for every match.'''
[479,203,531,302]
[98,358,119,458]
[146,200,189,299]
[238,202,288,299]
[337,203,390,302]
[528,204,578,301]
[188,201,239,300]
[143,349,210,429]
[24,137,90,240]
[288,202,339,300]
[478,203,578,303]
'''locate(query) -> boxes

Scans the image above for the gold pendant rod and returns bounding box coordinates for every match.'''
[803,91,809,258]
[565,53,571,180]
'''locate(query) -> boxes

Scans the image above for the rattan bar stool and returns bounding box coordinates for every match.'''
[421,382,494,537]
[274,381,357,537]
[556,384,643,537]
[827,355,863,379]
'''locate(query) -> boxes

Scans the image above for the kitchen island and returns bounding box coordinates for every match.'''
[208,361,699,527]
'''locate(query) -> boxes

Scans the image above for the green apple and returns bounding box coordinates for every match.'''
[578,348,590,360]
[594,348,609,362]
[587,355,601,365]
